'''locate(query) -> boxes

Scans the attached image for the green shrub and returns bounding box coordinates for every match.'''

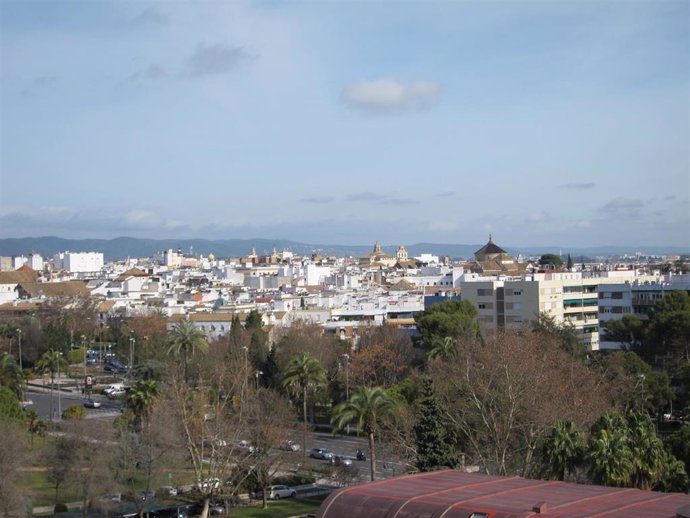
[54,502,68,513]
[62,405,86,420]
[67,347,86,365]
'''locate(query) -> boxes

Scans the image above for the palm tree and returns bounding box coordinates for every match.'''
[126,379,159,430]
[331,386,399,481]
[282,352,326,456]
[542,420,585,481]
[587,427,632,487]
[0,352,24,399]
[167,320,209,383]
[626,411,665,490]
[36,349,68,421]
[427,336,457,361]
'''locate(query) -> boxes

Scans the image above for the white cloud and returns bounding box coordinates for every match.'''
[121,210,164,228]
[342,79,440,113]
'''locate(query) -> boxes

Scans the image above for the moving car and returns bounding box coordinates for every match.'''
[267,485,297,500]
[330,454,353,466]
[83,399,101,408]
[309,447,333,460]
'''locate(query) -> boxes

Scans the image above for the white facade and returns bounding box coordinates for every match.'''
[54,251,104,273]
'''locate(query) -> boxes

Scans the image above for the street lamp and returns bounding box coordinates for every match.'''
[342,353,350,434]
[16,329,23,403]
[81,334,87,381]
[57,351,63,421]
[129,333,136,374]
[255,370,263,390]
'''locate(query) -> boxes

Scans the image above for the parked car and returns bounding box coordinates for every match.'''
[280,440,301,452]
[236,440,255,453]
[188,501,225,515]
[83,399,101,408]
[196,478,221,491]
[267,485,297,500]
[137,489,156,501]
[103,383,124,395]
[309,447,333,460]
[330,454,353,467]
[104,363,128,374]
[150,508,187,518]
[161,485,178,496]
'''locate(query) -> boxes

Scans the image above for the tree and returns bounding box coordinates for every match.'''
[542,420,585,481]
[647,290,690,362]
[427,336,457,361]
[349,328,416,388]
[62,405,87,420]
[531,312,584,358]
[539,254,563,268]
[430,332,611,477]
[415,300,479,347]
[331,386,399,481]
[587,426,632,487]
[0,386,23,421]
[665,425,690,478]
[0,352,24,399]
[283,352,326,456]
[126,379,159,430]
[602,315,646,351]
[36,349,68,420]
[414,377,458,471]
[566,254,573,270]
[245,309,263,330]
[44,434,78,507]
[0,420,27,518]
[167,319,209,383]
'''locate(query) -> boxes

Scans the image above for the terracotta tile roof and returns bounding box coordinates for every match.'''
[0,270,41,285]
[19,281,90,298]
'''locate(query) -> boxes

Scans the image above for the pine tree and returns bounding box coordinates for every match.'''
[566,253,573,270]
[414,377,459,471]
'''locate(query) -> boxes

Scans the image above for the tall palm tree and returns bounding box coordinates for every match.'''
[542,420,585,481]
[282,352,326,456]
[331,386,399,481]
[0,352,24,399]
[126,379,159,431]
[167,320,209,383]
[427,336,457,361]
[587,427,632,487]
[627,411,665,490]
[36,349,68,420]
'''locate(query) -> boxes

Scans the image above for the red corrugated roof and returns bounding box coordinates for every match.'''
[317,470,690,518]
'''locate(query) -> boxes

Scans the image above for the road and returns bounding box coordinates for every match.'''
[25,388,123,420]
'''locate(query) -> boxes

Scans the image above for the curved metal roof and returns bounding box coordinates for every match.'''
[317,470,690,518]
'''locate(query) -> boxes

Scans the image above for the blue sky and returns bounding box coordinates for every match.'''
[1,0,688,247]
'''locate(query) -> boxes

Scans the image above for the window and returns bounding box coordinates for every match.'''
[469,514,489,518]
[478,303,486,309]
[513,290,522,296]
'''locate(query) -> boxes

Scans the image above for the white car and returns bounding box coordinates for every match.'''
[83,399,101,408]
[267,485,297,500]
[236,440,255,453]
[197,478,220,491]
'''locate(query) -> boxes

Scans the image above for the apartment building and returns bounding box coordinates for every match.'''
[461,270,659,350]
[598,274,690,349]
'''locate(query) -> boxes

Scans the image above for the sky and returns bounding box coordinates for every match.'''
[0,0,688,248]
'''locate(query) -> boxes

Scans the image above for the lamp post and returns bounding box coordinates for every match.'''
[81,334,87,380]
[129,333,136,375]
[17,329,23,403]
[255,370,263,390]
[57,351,63,421]
[342,353,350,434]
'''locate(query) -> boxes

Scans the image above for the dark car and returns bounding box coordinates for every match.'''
[149,508,188,518]
[187,501,225,516]
[104,363,128,374]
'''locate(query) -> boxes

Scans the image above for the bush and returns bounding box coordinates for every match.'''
[62,405,86,420]
[54,502,68,513]
[67,347,86,365]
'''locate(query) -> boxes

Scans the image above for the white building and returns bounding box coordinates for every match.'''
[53,251,104,273]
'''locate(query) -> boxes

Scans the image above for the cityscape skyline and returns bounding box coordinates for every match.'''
[1,1,688,247]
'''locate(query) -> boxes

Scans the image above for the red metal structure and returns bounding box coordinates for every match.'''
[317,470,690,518]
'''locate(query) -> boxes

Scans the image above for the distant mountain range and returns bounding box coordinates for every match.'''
[0,236,687,262]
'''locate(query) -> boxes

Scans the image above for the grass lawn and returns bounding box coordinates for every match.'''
[229,496,326,518]
[20,470,82,507]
